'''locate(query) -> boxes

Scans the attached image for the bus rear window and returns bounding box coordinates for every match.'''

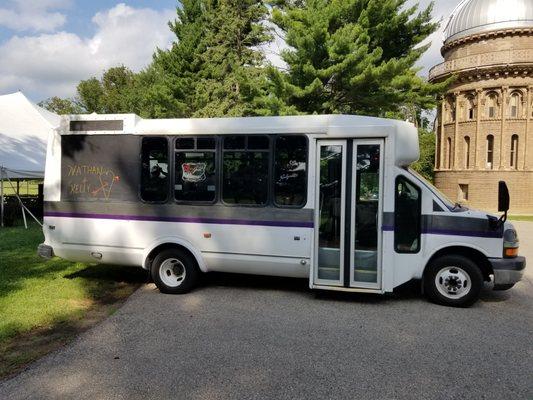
[141,137,169,202]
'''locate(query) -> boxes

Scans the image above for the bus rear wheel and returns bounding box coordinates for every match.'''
[424,255,483,308]
[151,248,199,294]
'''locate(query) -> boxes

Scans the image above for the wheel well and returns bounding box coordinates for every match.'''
[145,243,200,271]
[425,246,493,282]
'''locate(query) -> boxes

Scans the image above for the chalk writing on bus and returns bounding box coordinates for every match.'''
[66,164,120,200]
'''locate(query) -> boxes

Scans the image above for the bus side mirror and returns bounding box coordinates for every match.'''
[491,181,510,228]
[498,181,510,213]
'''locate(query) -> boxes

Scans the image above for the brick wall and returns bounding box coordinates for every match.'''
[435,171,533,214]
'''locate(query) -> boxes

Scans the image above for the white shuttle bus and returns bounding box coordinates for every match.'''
[38,114,525,307]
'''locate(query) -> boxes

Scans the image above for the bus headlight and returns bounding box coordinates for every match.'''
[503,229,519,258]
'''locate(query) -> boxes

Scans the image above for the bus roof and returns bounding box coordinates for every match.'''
[58,113,420,167]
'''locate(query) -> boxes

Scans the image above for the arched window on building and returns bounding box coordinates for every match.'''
[446,97,455,123]
[509,92,521,118]
[486,135,494,169]
[465,96,475,120]
[464,136,470,169]
[510,134,519,169]
[447,137,452,169]
[486,92,498,119]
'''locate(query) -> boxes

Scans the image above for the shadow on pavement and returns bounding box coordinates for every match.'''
[64,265,150,284]
[198,271,426,304]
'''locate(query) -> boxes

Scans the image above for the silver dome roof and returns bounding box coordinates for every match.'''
[445,0,533,43]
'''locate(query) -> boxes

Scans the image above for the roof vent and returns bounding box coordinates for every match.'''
[70,120,124,131]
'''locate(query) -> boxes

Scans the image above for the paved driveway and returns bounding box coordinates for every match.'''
[1,223,532,400]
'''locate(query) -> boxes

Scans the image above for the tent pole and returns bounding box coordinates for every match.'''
[0,166,4,228]
[21,204,27,229]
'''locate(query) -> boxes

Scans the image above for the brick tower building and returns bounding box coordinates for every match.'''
[429,0,533,213]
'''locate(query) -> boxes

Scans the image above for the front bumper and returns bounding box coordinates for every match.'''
[489,256,526,286]
[37,243,54,259]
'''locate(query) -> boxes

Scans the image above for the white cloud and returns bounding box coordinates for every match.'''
[0,3,175,100]
[0,0,71,33]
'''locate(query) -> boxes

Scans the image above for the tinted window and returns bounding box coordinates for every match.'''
[224,136,245,150]
[141,137,169,202]
[223,136,269,205]
[274,136,307,207]
[176,137,195,150]
[197,137,216,150]
[248,136,269,150]
[175,137,217,202]
[395,177,421,253]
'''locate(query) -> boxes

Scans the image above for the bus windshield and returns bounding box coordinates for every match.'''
[408,168,466,212]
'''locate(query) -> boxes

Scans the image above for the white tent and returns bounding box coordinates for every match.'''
[0,91,60,227]
[0,91,60,178]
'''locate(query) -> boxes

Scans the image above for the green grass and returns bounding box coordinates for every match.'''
[0,224,147,377]
[508,215,533,222]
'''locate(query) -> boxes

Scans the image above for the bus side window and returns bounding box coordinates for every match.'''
[274,136,307,207]
[141,137,169,202]
[394,176,421,253]
[175,136,217,203]
[222,135,269,206]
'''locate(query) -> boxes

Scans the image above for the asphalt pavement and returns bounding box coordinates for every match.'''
[1,223,532,400]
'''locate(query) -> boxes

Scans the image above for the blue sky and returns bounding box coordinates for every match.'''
[0,1,176,42]
[0,0,456,104]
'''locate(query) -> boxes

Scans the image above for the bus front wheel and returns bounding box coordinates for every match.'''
[424,255,483,308]
[151,248,200,294]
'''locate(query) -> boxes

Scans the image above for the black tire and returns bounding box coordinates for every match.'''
[493,283,515,291]
[151,248,200,294]
[424,255,483,307]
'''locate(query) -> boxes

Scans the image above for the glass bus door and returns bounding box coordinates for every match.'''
[313,139,383,290]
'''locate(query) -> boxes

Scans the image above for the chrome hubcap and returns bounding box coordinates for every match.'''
[159,258,186,288]
[435,266,471,299]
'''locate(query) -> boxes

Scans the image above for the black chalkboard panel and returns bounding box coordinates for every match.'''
[61,135,140,202]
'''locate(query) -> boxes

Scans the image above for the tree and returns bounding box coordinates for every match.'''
[76,77,105,113]
[264,0,449,116]
[140,0,209,118]
[75,66,139,114]
[147,0,272,118]
[411,128,436,181]
[38,96,81,115]
[192,0,272,117]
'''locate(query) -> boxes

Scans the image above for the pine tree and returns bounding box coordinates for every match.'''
[192,0,272,117]
[265,0,448,116]
[138,0,209,118]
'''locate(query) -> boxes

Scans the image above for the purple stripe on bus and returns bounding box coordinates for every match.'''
[382,225,501,238]
[44,211,315,228]
[422,228,501,238]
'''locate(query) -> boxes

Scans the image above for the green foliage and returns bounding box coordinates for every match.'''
[135,0,272,118]
[38,97,81,115]
[263,0,448,116]
[76,77,105,113]
[192,0,272,117]
[411,128,436,182]
[76,66,139,114]
[136,0,208,118]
